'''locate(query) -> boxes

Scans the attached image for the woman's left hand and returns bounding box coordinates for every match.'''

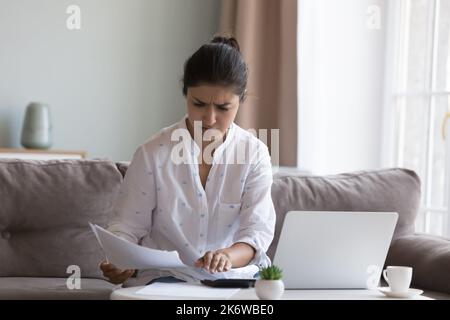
[195,249,232,273]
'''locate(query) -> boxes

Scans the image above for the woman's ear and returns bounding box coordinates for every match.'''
[240,89,248,103]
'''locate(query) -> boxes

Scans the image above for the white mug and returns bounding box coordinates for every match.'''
[382,266,412,293]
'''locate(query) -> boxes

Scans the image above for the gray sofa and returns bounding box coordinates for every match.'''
[0,159,449,299]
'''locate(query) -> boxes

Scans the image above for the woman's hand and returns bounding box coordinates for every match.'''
[99,261,135,284]
[195,249,232,273]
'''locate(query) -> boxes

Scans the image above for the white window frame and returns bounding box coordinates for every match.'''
[382,0,450,235]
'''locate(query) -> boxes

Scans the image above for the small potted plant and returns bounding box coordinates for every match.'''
[255,265,284,300]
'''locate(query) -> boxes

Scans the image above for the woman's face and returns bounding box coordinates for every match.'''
[186,84,240,139]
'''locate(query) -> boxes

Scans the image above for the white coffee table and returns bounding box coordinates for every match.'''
[110,285,432,300]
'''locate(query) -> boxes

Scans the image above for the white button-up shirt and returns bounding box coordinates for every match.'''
[108,115,276,285]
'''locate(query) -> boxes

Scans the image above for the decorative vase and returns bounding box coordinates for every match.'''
[21,102,52,149]
[255,279,285,300]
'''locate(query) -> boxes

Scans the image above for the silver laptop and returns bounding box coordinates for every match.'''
[273,211,398,289]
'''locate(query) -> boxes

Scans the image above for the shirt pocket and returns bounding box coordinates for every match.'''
[215,201,242,242]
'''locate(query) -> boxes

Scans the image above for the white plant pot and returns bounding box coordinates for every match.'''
[255,280,285,300]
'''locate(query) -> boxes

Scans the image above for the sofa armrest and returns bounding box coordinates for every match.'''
[386,233,450,294]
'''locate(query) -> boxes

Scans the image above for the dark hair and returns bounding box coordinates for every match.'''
[182,35,248,102]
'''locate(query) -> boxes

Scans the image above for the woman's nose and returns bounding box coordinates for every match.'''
[203,106,216,126]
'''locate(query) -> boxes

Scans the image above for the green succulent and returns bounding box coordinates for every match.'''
[259,265,283,280]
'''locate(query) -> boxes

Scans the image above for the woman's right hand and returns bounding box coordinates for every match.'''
[99,261,135,284]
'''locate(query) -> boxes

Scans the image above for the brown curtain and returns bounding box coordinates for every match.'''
[219,0,298,166]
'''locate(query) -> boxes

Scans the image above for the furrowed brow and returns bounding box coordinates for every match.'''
[214,103,231,108]
[193,97,206,104]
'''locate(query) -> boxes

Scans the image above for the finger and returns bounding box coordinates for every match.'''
[195,258,204,268]
[216,257,227,272]
[110,275,127,285]
[121,269,134,276]
[108,274,124,285]
[110,270,134,284]
[110,279,123,285]
[209,254,222,273]
[224,260,232,272]
[100,262,117,272]
[102,264,122,274]
[104,268,124,279]
[99,261,109,271]
[209,254,221,272]
[203,251,214,271]
[120,269,134,279]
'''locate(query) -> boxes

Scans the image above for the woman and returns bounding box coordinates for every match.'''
[100,36,276,286]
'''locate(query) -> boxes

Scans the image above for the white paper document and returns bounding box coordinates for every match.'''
[135,282,240,299]
[89,222,259,280]
[89,223,186,270]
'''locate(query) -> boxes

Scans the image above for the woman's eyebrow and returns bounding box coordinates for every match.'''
[214,102,231,108]
[193,97,206,104]
[193,97,231,107]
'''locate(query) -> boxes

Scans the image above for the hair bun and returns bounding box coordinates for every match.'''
[211,35,241,52]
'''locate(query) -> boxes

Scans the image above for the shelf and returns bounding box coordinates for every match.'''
[0,148,86,160]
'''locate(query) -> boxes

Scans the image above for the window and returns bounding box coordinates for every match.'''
[385,0,450,236]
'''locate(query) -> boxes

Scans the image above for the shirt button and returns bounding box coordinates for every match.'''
[201,214,205,218]
[200,234,204,237]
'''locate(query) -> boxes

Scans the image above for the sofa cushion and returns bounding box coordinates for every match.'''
[268,168,421,260]
[386,234,450,294]
[0,277,116,299]
[0,159,123,278]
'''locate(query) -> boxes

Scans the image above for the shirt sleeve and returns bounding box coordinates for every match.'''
[233,143,276,268]
[108,145,156,244]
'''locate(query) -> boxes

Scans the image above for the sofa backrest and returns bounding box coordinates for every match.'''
[118,164,421,262]
[267,168,421,260]
[0,159,123,278]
